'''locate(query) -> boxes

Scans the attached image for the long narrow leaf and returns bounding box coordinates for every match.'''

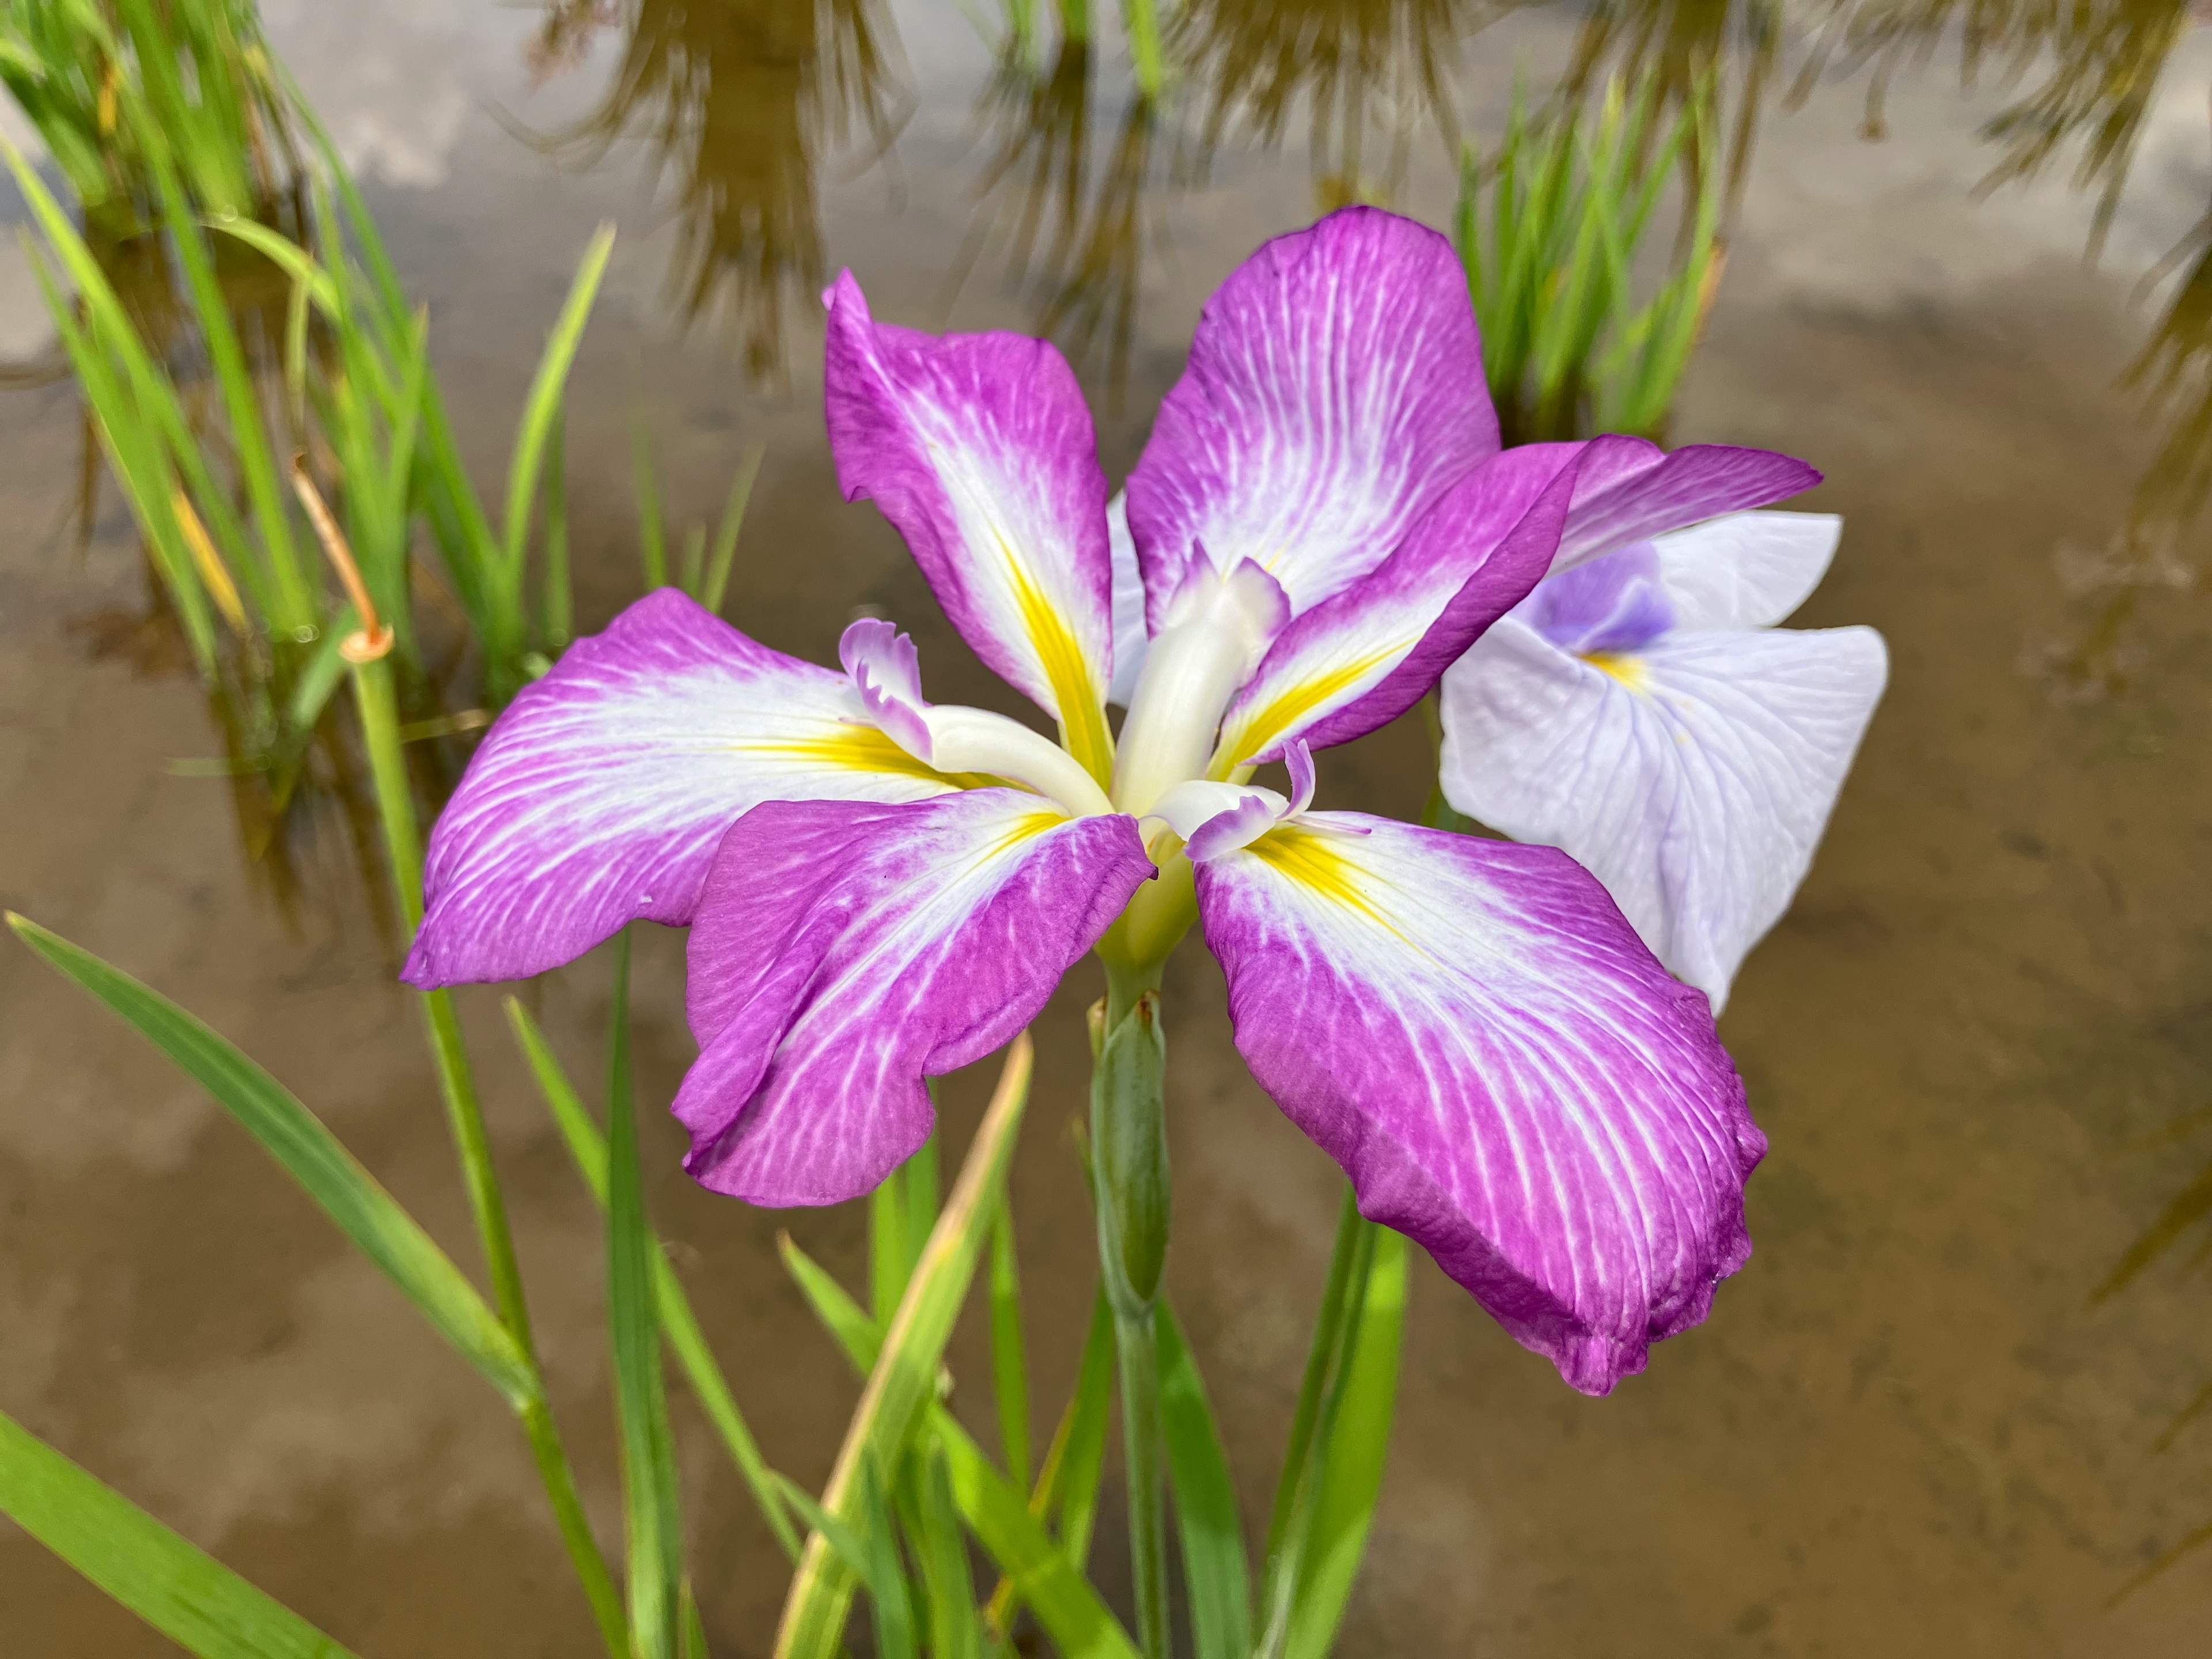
[7,914,533,1404]
[773,1037,1037,1659]
[1282,1229,1409,1659]
[506,998,800,1558]
[1158,1306,1251,1659]
[606,934,683,1659]
[0,1403,357,1659]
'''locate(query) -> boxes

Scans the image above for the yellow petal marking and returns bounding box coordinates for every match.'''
[1245,824,1408,943]
[1007,548,1115,789]
[1581,652,1652,693]
[1208,646,1399,779]
[743,725,995,790]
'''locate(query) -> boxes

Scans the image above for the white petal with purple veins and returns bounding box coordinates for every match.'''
[1653,511,1843,630]
[825,274,1117,782]
[1438,616,1888,1007]
[1125,207,1499,625]
[404,591,963,987]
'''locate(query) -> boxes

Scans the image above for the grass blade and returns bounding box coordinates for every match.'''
[607,934,683,1659]
[502,225,616,597]
[1281,1229,1408,1659]
[772,1036,1036,1659]
[506,998,801,1559]
[700,443,764,614]
[1158,1306,1251,1659]
[6,914,532,1404]
[989,1199,1032,1493]
[0,1403,358,1658]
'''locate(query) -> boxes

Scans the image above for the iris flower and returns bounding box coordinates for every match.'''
[1437,513,1888,1009]
[404,209,1824,1393]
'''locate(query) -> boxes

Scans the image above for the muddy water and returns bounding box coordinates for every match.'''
[5,1,2212,1653]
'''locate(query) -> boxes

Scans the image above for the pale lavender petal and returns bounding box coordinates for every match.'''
[824,273,1116,772]
[675,791,1153,1205]
[1439,616,1888,1009]
[404,590,960,987]
[1182,791,1287,862]
[1107,492,1149,707]
[1192,814,1762,1394]
[1550,436,1822,573]
[1209,444,1577,768]
[1653,511,1843,630]
[1525,542,1676,655]
[1125,207,1499,627]
[839,618,931,758]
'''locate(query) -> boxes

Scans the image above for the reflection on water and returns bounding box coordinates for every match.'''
[1170,0,1480,197]
[1795,0,2194,252]
[949,40,1163,400]
[533,0,907,378]
[1563,0,1782,195]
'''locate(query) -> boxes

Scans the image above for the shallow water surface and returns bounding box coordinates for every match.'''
[3,2,2211,1653]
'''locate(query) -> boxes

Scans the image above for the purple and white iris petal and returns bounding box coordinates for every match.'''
[1191,813,1763,1395]
[1438,616,1888,1009]
[1210,444,1580,770]
[1125,207,1500,628]
[1548,435,1823,575]
[404,590,958,988]
[824,274,1116,741]
[1107,493,1149,707]
[1652,511,1843,630]
[675,791,1154,1206]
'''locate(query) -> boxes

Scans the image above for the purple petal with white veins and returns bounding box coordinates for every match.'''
[824,274,1116,769]
[1126,207,1499,627]
[1439,616,1888,1008]
[404,592,965,987]
[675,791,1154,1205]
[1652,511,1843,630]
[1548,435,1822,573]
[1209,443,1578,769]
[1192,813,1763,1393]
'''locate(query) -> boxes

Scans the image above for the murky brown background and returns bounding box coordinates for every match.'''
[5,1,2211,1653]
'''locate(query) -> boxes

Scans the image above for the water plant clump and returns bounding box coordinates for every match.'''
[0,0,299,233]
[1455,74,1725,444]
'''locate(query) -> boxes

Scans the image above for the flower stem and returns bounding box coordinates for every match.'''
[349,653,627,1658]
[1092,956,1170,1656]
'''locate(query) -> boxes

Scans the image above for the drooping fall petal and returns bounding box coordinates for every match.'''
[1186,811,1763,1395]
[1438,613,1888,1009]
[1125,206,1499,626]
[824,273,1118,781]
[674,791,1154,1205]
[1650,511,1843,630]
[403,590,962,987]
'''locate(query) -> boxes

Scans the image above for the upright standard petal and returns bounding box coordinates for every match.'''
[675,791,1154,1205]
[1651,511,1843,630]
[1125,207,1499,626]
[1189,814,1763,1394]
[404,590,962,987]
[1106,493,1149,707]
[1208,443,1578,771]
[1438,614,1888,1007]
[824,274,1117,782]
[1547,436,1823,574]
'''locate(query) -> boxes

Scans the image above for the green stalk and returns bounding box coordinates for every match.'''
[1092,957,1170,1659]
[346,649,626,1658]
